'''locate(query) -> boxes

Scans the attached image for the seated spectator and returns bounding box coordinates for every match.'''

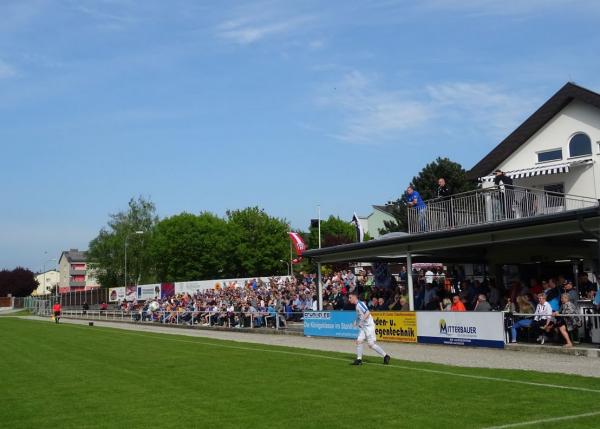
[440,298,452,311]
[562,280,578,304]
[546,293,581,348]
[450,295,466,312]
[516,295,534,314]
[474,294,492,312]
[510,293,552,343]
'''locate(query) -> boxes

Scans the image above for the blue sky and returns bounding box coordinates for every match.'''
[2,0,600,271]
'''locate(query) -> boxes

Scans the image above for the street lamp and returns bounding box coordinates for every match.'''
[279,260,290,276]
[124,231,144,288]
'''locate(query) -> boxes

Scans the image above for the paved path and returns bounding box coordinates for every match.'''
[22,316,600,378]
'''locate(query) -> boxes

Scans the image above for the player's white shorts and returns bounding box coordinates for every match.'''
[357,324,376,344]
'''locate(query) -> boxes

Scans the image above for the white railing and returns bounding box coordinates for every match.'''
[40,309,303,331]
[407,186,599,234]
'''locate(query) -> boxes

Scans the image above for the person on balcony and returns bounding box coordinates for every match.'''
[493,170,514,219]
[405,185,427,232]
[436,177,453,228]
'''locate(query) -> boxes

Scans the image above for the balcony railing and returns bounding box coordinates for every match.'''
[69,281,86,287]
[407,185,599,234]
[69,269,86,276]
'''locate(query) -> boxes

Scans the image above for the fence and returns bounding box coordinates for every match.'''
[508,311,600,345]
[407,185,599,234]
[37,308,305,333]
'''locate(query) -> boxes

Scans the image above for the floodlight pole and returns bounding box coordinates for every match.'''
[317,262,323,310]
[407,252,415,311]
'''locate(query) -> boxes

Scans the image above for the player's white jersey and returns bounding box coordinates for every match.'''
[355,300,374,327]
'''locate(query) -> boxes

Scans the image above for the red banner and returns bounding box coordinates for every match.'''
[288,232,306,256]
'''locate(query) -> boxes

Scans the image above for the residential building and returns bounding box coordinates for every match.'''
[58,249,100,293]
[33,269,59,295]
[358,206,397,239]
[470,82,600,198]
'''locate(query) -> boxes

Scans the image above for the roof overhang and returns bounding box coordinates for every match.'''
[304,206,600,264]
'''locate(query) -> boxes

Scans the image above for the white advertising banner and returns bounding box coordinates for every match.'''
[417,311,505,348]
[137,284,160,300]
[174,276,292,295]
[132,276,293,301]
[108,287,126,303]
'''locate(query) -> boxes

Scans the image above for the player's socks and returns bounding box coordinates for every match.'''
[356,343,363,360]
[371,344,386,357]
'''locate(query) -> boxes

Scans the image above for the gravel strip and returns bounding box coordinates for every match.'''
[20,316,600,378]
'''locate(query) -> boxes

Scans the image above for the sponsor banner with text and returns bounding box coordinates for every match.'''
[371,312,417,343]
[417,311,504,348]
[303,311,359,339]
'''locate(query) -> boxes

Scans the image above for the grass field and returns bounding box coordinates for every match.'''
[1,318,599,429]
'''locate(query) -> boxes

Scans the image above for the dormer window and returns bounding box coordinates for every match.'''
[537,148,562,163]
[569,133,592,158]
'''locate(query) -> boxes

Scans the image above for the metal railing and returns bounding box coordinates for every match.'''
[507,310,600,345]
[37,309,305,332]
[407,185,599,234]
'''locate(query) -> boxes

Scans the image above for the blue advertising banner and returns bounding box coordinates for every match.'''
[303,311,358,339]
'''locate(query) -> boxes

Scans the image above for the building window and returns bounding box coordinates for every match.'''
[537,149,562,163]
[543,183,564,194]
[544,183,565,208]
[569,133,592,158]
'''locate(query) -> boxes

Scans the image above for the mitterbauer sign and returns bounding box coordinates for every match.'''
[417,312,505,348]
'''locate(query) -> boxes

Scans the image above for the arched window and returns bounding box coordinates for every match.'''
[569,133,592,157]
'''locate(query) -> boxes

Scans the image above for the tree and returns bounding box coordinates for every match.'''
[0,268,38,297]
[149,212,229,282]
[225,207,290,278]
[380,157,477,234]
[88,196,158,287]
[410,157,477,201]
[308,215,357,249]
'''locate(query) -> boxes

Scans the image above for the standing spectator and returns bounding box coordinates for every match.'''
[436,177,451,199]
[82,301,89,315]
[493,169,514,219]
[563,280,578,304]
[405,185,427,232]
[437,177,453,228]
[578,272,597,298]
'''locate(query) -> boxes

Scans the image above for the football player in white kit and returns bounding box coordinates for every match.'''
[348,292,391,365]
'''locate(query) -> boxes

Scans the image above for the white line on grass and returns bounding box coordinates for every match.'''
[65,322,600,395]
[482,410,600,428]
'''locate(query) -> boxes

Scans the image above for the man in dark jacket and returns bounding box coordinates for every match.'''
[493,170,514,219]
[437,177,453,227]
[437,177,451,199]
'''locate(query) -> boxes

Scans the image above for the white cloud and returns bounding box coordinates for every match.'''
[425,82,538,136]
[0,60,17,79]
[316,71,432,143]
[216,14,312,45]
[317,72,537,144]
[415,0,599,17]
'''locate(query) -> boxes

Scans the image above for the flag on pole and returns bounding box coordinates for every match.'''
[351,212,364,242]
[288,232,306,264]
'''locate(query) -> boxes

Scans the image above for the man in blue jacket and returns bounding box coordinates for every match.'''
[405,185,427,232]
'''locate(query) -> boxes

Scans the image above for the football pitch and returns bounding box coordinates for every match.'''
[1,318,599,428]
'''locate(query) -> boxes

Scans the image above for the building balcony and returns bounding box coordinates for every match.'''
[69,269,86,276]
[407,185,599,234]
[69,281,86,287]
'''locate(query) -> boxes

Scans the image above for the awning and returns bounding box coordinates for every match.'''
[480,159,592,183]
